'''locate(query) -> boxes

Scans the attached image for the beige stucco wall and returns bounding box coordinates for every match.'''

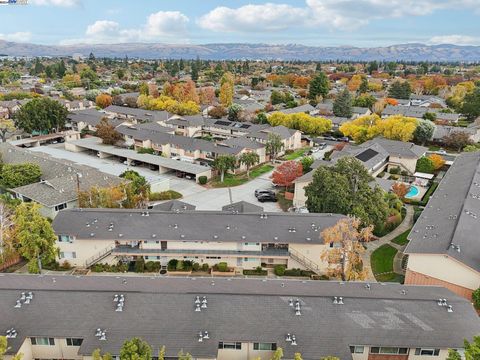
[389,156,418,174]
[408,349,449,360]
[406,253,480,291]
[293,180,310,207]
[29,338,82,360]
[57,239,115,267]
[288,243,329,271]
[217,344,274,360]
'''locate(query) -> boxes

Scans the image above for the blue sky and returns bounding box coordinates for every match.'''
[0,0,479,47]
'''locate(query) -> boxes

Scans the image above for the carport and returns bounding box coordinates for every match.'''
[65,137,212,182]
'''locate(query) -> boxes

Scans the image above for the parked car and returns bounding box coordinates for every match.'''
[255,189,275,198]
[257,193,277,203]
[318,142,327,149]
[176,171,186,178]
[339,137,350,142]
[323,136,337,141]
[437,148,447,155]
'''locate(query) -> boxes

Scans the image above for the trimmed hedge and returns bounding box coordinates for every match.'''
[274,264,286,276]
[149,190,183,201]
[198,176,208,185]
[243,267,268,276]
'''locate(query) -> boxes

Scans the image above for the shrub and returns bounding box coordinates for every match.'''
[202,263,209,271]
[59,260,72,270]
[284,268,314,277]
[401,170,409,176]
[389,167,400,174]
[137,147,155,154]
[149,190,183,201]
[216,262,229,272]
[473,288,480,309]
[416,156,435,174]
[183,260,193,271]
[198,176,208,185]
[176,260,184,271]
[243,267,268,276]
[145,261,161,272]
[377,171,386,178]
[192,262,200,271]
[167,259,178,271]
[134,258,145,272]
[274,264,286,276]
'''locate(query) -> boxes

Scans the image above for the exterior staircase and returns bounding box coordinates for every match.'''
[289,248,321,274]
[84,244,115,268]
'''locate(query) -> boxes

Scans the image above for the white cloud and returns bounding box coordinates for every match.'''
[61,11,189,44]
[30,0,80,7]
[428,35,480,46]
[0,32,32,42]
[197,3,308,32]
[198,0,480,32]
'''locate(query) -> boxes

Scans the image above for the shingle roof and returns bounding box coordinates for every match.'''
[278,104,315,114]
[1,274,478,360]
[433,125,477,140]
[221,201,264,213]
[362,138,427,159]
[405,152,480,272]
[52,208,345,245]
[104,105,169,122]
[0,144,122,207]
[150,200,196,212]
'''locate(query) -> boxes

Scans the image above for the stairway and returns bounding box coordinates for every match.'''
[289,248,321,274]
[84,244,115,268]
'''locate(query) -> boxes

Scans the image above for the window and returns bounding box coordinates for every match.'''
[350,346,364,354]
[66,338,83,346]
[370,347,408,355]
[31,337,55,346]
[58,235,73,243]
[59,252,76,259]
[218,342,241,350]
[55,203,67,211]
[415,348,440,356]
[254,343,277,351]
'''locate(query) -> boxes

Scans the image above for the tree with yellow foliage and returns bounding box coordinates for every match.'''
[321,217,373,281]
[267,112,331,135]
[219,72,234,107]
[428,154,445,170]
[339,114,382,143]
[377,115,418,142]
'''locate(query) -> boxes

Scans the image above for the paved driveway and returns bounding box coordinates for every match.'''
[30,145,282,212]
[182,170,281,212]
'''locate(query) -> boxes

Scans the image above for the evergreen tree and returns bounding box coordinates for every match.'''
[333,89,353,118]
[308,71,329,101]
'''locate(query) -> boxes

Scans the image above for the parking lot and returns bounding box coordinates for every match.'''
[30,145,282,212]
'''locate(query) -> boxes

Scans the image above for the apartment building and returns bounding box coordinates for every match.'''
[52,208,344,272]
[1,275,479,360]
[405,152,480,300]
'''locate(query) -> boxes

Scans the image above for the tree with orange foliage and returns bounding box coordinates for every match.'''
[385,98,399,106]
[95,94,112,109]
[428,154,445,170]
[321,217,373,280]
[391,182,409,199]
[199,86,216,105]
[293,76,310,89]
[347,74,363,92]
[271,160,303,190]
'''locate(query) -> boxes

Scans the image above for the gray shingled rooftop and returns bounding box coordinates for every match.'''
[405,152,480,272]
[0,274,478,360]
[52,208,345,245]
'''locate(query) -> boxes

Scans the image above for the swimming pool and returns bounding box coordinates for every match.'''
[405,185,419,199]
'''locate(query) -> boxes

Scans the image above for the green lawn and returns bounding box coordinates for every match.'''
[282,147,310,160]
[210,164,274,188]
[391,229,411,246]
[371,244,398,282]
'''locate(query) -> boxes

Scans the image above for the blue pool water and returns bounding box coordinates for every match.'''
[405,185,419,198]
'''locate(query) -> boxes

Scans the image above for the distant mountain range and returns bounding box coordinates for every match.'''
[2,41,480,61]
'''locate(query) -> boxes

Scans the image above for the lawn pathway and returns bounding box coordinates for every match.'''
[362,205,414,281]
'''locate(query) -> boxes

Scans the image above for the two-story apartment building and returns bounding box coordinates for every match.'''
[1,275,479,360]
[52,208,345,272]
[405,152,480,300]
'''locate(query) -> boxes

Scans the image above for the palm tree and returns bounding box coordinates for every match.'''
[239,152,259,178]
